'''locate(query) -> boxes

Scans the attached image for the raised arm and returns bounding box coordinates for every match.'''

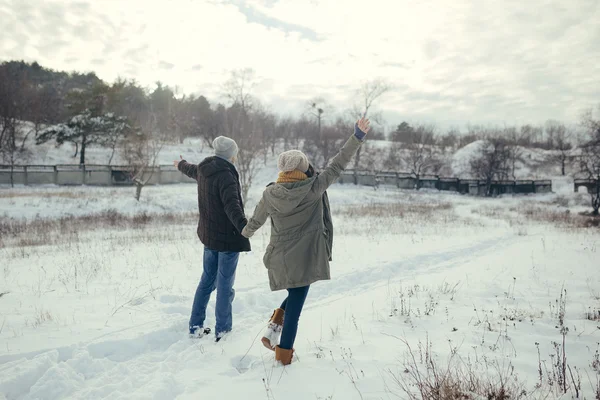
[219,173,248,233]
[313,118,370,195]
[175,155,198,180]
[241,197,269,238]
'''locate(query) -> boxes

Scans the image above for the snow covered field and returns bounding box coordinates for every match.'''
[1,181,599,399]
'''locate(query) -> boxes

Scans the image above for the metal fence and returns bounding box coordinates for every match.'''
[574,178,599,194]
[0,164,557,195]
[337,170,554,195]
[0,164,195,186]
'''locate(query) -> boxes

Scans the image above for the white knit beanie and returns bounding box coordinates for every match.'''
[277,150,310,173]
[212,136,239,161]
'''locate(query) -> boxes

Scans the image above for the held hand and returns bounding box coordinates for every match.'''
[357,117,371,134]
[241,225,253,238]
[173,155,183,168]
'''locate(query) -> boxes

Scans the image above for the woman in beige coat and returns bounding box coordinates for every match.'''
[242,118,370,365]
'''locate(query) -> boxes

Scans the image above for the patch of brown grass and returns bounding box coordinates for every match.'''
[339,201,453,219]
[0,210,197,249]
[0,191,91,199]
[474,204,600,230]
[388,337,533,400]
[586,307,600,322]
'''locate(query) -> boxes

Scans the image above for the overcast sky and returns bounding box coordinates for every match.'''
[1,0,599,129]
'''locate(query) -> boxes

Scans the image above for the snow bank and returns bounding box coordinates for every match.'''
[450,140,485,178]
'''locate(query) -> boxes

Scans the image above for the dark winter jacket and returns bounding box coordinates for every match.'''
[178,156,251,252]
[321,190,333,262]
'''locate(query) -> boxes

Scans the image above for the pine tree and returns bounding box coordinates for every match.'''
[36,109,130,165]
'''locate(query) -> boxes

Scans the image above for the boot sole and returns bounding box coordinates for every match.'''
[261,337,275,351]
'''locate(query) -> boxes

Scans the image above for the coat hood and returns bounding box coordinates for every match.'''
[264,177,315,214]
[198,156,237,178]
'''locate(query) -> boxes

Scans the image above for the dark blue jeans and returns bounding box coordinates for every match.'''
[279,285,310,350]
[189,248,239,336]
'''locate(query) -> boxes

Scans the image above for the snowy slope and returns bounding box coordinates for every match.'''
[13,125,571,180]
[450,140,576,180]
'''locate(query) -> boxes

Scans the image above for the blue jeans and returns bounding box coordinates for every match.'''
[279,285,310,350]
[189,248,239,336]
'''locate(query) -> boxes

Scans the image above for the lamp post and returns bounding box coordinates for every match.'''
[312,103,323,140]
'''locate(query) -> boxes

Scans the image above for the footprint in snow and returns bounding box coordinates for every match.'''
[231,355,260,374]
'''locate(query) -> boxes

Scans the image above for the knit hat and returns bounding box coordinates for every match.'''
[212,136,239,161]
[277,150,310,173]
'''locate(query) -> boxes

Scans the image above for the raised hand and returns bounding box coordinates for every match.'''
[357,117,371,134]
[173,155,183,168]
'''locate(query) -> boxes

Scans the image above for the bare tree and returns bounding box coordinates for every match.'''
[303,119,347,170]
[239,113,266,202]
[360,144,385,172]
[223,68,256,113]
[350,79,391,183]
[100,113,132,165]
[303,98,339,168]
[545,121,573,176]
[0,66,29,186]
[387,124,440,189]
[0,122,19,187]
[520,124,543,145]
[222,69,264,202]
[252,106,277,164]
[579,108,600,215]
[470,135,511,197]
[121,111,164,201]
[439,127,460,152]
[503,126,525,180]
[276,117,294,151]
[0,64,22,154]
[354,78,391,122]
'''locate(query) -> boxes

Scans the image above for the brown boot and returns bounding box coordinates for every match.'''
[261,308,285,351]
[275,346,294,365]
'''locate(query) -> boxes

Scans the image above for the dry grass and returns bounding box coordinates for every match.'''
[387,335,600,400]
[26,308,54,329]
[586,307,600,322]
[340,201,453,219]
[519,206,600,228]
[387,337,533,400]
[474,204,600,230]
[334,199,485,236]
[0,190,93,199]
[0,210,197,249]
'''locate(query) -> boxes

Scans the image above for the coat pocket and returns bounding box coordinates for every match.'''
[263,244,274,269]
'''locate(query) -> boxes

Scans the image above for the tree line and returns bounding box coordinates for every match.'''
[0,60,598,213]
[0,61,390,200]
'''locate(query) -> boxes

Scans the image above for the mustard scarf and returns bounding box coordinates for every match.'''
[276,170,308,184]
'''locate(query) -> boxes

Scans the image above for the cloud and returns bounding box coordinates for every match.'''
[158,61,175,70]
[232,2,321,41]
[0,0,598,128]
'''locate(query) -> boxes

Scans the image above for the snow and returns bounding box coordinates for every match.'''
[15,123,572,181]
[1,181,599,399]
[2,130,599,399]
[451,140,485,177]
[450,139,577,181]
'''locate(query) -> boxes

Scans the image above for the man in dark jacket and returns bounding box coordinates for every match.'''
[174,136,250,341]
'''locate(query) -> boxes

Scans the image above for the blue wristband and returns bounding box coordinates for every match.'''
[354,123,367,140]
